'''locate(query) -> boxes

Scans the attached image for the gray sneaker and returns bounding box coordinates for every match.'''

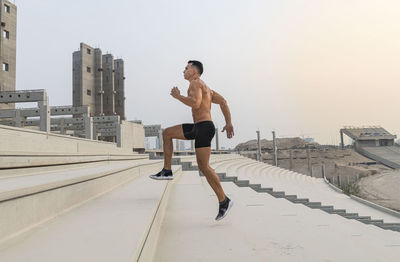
[149,168,173,180]
[215,197,233,221]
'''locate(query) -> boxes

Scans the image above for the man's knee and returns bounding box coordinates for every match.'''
[198,162,210,173]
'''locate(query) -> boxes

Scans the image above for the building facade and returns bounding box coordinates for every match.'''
[0,0,17,110]
[73,43,125,118]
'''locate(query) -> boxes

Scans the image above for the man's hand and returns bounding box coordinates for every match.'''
[222,123,234,139]
[170,86,181,99]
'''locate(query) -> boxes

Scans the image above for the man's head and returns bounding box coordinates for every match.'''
[184,60,203,80]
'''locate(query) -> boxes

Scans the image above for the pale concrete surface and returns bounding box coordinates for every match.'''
[0,125,147,168]
[152,171,400,262]
[0,166,181,262]
[0,160,161,201]
[0,159,144,179]
[215,158,400,223]
[360,146,400,169]
[358,171,400,212]
[0,160,163,243]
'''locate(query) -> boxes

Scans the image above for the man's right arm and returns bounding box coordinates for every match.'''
[212,90,234,138]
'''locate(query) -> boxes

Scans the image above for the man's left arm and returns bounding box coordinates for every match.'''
[171,82,202,109]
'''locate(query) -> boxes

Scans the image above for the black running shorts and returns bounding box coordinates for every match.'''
[182,121,216,148]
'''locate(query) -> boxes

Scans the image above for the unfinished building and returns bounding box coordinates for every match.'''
[0,0,17,110]
[72,43,125,119]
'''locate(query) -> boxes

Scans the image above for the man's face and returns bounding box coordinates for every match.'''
[183,63,195,80]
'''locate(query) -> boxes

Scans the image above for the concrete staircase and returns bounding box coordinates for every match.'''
[0,154,236,261]
[198,157,400,232]
[146,171,400,261]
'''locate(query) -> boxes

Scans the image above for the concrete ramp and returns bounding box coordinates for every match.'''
[358,146,400,169]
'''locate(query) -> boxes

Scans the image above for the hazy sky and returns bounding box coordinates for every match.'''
[14,0,400,148]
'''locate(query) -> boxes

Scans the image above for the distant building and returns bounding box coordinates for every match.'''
[340,126,396,148]
[72,43,125,119]
[0,0,17,110]
[303,137,314,143]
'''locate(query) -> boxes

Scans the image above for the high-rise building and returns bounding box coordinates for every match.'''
[114,59,125,120]
[72,43,103,116]
[72,43,125,118]
[0,0,17,110]
[102,54,115,116]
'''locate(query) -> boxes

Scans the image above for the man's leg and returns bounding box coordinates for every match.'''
[163,124,186,170]
[195,147,226,202]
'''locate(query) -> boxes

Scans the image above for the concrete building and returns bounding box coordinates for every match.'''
[340,126,396,148]
[340,126,400,169]
[0,0,17,110]
[114,59,125,120]
[102,54,115,116]
[73,43,125,118]
[72,43,103,116]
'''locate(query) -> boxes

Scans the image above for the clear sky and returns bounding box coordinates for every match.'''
[14,0,400,148]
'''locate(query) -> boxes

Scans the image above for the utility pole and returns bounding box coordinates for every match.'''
[272,131,278,166]
[215,127,219,151]
[307,145,312,176]
[256,130,261,161]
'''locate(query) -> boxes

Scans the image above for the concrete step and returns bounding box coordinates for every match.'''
[0,165,182,261]
[288,198,310,204]
[234,180,250,187]
[340,212,359,219]
[304,202,322,208]
[255,187,274,193]
[0,159,164,243]
[270,191,286,198]
[377,223,400,232]
[330,209,346,215]
[284,195,298,201]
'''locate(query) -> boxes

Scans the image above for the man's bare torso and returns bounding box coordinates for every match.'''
[188,79,212,123]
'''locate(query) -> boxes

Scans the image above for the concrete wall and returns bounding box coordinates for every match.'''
[120,120,145,151]
[0,124,136,155]
[114,59,125,120]
[0,0,17,110]
[357,140,377,147]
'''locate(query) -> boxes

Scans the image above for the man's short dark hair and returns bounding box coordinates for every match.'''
[188,60,203,75]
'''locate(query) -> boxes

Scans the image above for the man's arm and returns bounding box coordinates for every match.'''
[171,82,202,109]
[212,90,234,138]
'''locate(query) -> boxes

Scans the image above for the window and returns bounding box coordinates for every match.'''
[87,48,91,54]
[3,30,9,39]
[4,4,10,13]
[87,66,91,73]
[2,63,9,71]
[87,89,91,96]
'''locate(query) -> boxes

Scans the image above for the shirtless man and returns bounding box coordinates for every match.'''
[150,60,234,220]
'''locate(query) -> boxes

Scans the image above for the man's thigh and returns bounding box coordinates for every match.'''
[164,124,187,140]
[195,147,211,168]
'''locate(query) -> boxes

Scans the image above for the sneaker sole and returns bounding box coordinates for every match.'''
[149,175,173,180]
[215,200,234,221]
